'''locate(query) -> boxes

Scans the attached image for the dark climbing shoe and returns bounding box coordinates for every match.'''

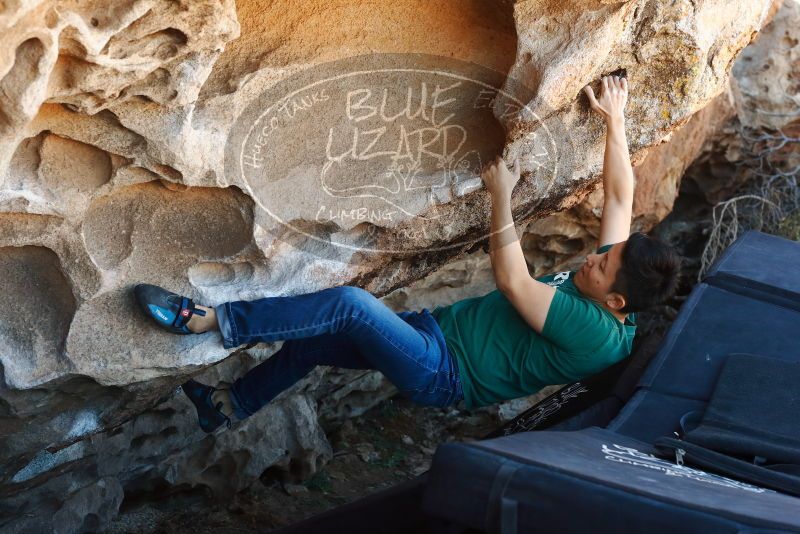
[134,283,207,335]
[181,379,232,433]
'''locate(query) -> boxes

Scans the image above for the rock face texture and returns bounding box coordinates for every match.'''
[732,0,800,131]
[521,0,799,277]
[0,0,789,531]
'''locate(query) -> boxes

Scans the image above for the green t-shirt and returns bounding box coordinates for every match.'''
[431,244,636,409]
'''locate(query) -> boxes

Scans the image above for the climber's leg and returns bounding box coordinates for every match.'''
[215,286,462,417]
[226,332,370,418]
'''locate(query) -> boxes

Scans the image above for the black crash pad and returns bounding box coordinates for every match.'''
[422,427,800,533]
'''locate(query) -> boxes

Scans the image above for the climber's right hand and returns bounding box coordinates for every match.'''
[583,75,628,123]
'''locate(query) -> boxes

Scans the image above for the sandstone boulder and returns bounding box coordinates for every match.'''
[0,0,787,531]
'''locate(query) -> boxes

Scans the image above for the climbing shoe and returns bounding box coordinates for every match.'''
[134,283,207,335]
[181,379,232,433]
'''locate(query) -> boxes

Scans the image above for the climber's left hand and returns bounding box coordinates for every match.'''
[481,156,521,200]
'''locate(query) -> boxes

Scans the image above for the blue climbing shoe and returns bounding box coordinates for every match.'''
[181,379,232,433]
[134,284,207,335]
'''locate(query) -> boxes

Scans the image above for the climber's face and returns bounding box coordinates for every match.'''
[573,241,627,313]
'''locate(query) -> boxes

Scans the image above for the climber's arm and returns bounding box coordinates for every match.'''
[484,156,556,334]
[584,75,634,248]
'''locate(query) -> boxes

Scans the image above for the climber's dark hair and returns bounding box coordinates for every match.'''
[611,232,682,313]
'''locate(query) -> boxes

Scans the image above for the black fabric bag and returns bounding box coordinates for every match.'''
[484,356,630,438]
[655,353,800,495]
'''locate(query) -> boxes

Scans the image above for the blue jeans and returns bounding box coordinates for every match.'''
[213,286,463,419]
